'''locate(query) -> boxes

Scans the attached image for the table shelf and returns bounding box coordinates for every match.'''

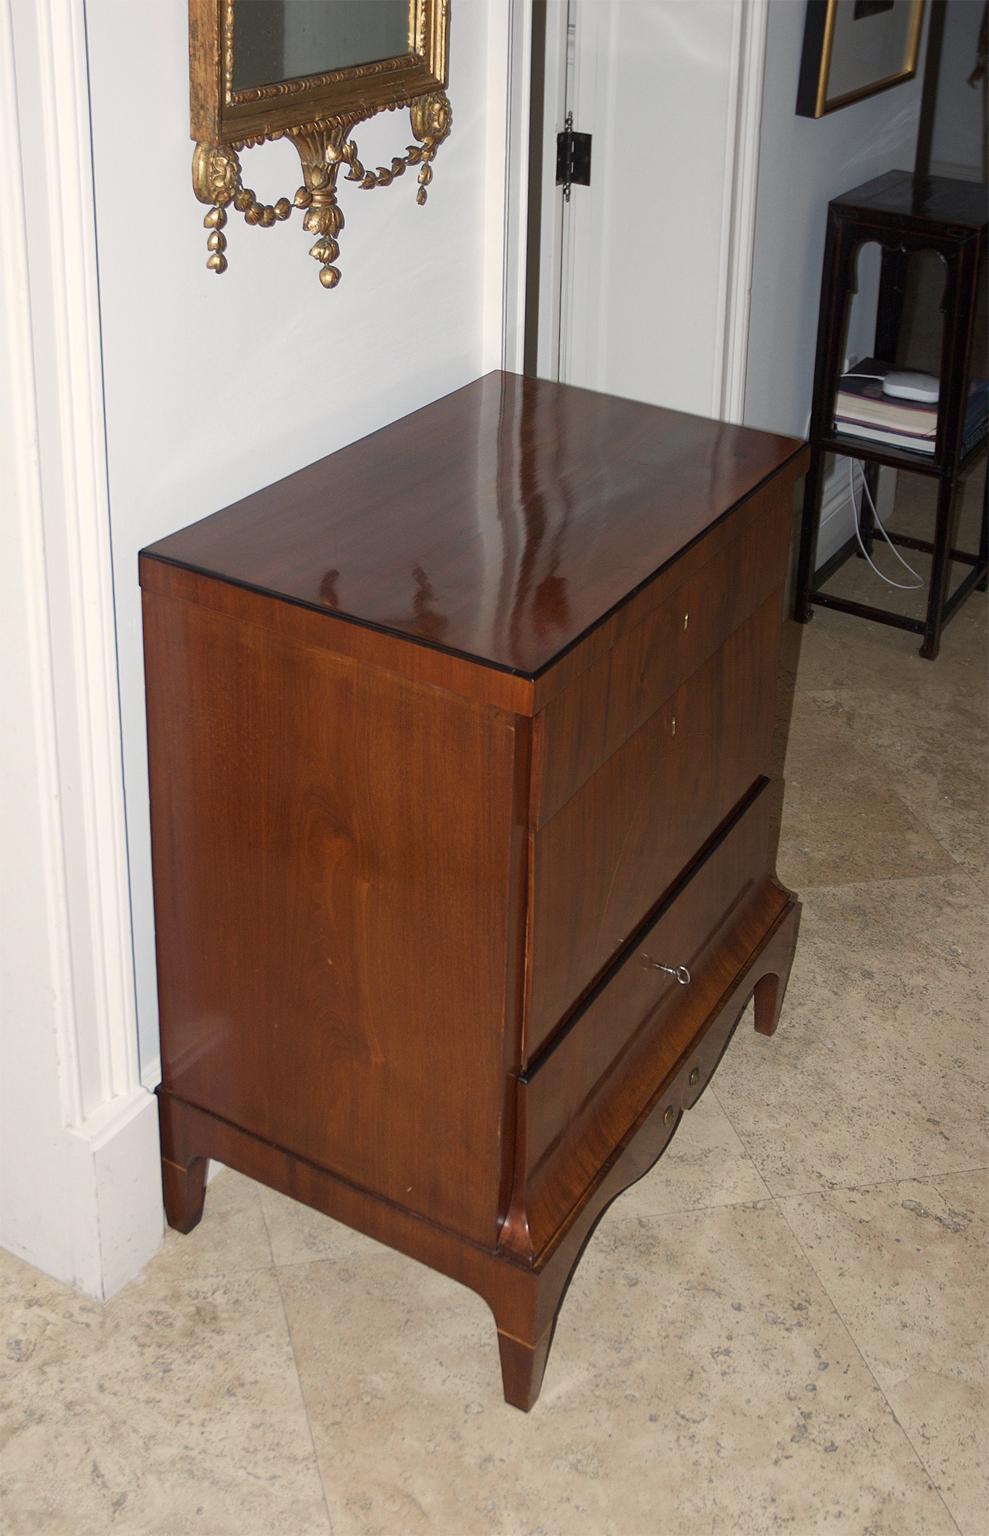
[794,170,988,660]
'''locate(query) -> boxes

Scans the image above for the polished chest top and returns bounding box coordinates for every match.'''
[144,370,805,677]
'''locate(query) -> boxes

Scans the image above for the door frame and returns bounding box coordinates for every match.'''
[503,0,769,424]
[499,0,537,374]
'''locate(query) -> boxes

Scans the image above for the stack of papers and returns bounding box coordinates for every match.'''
[834,360,937,453]
[833,359,989,459]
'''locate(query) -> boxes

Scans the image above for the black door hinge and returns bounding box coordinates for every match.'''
[556,112,591,201]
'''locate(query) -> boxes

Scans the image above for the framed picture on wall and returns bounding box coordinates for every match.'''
[796,0,926,117]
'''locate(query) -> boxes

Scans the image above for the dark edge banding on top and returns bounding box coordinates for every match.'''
[140,439,808,683]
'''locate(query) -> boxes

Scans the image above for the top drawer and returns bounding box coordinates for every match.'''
[534,474,792,826]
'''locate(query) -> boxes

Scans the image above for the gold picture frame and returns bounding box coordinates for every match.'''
[796,0,926,119]
[189,0,451,288]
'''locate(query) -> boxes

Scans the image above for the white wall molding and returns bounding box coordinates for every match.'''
[817,462,856,566]
[717,0,769,423]
[533,0,569,380]
[0,0,162,1299]
[489,0,531,373]
[33,0,141,1121]
[817,458,898,568]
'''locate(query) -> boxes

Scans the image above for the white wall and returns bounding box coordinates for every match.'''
[85,1,509,1076]
[744,0,925,561]
[930,0,985,179]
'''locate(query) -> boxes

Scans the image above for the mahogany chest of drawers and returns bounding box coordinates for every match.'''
[141,372,808,1409]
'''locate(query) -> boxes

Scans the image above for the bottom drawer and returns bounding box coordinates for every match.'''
[511,780,788,1254]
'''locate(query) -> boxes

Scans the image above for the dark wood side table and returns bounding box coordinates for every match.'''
[795,170,988,659]
[141,373,808,1409]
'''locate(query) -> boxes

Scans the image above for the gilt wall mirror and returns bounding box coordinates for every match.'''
[189,0,451,288]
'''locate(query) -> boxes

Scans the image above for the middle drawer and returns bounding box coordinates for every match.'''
[525,590,781,1061]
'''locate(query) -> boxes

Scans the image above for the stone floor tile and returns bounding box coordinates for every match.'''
[778,1172,989,1535]
[259,1096,771,1267]
[932,1167,989,1220]
[619,1090,772,1218]
[714,873,988,1196]
[259,1180,366,1268]
[791,604,987,706]
[136,1166,273,1285]
[278,1200,957,1536]
[789,871,986,1066]
[776,692,957,889]
[0,1246,107,1382]
[777,1174,988,1394]
[0,1253,329,1536]
[258,1095,771,1264]
[886,1371,987,1536]
[811,460,987,636]
[793,683,988,892]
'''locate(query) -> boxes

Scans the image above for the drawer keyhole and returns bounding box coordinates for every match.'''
[643,957,691,986]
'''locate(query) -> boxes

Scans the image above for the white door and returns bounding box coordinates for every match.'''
[534,0,767,423]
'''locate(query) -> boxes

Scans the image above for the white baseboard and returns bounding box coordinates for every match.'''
[929,158,982,183]
[816,463,854,566]
[78,1087,164,1298]
[816,458,897,569]
[1,1086,163,1302]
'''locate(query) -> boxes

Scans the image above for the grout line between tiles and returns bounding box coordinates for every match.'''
[708,1081,762,1167]
[771,1191,966,1536]
[710,1078,988,1208]
[576,1189,777,1228]
[805,1166,989,1198]
[268,1253,347,1271]
[143,1257,279,1285]
[259,1199,337,1536]
[905,817,987,893]
[942,861,989,908]
[259,1180,782,1272]
[736,1164,989,1205]
[778,864,972,896]
[782,692,987,890]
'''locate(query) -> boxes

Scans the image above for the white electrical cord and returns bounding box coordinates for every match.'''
[848,458,924,590]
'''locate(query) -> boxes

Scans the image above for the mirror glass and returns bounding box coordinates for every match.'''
[232,0,410,92]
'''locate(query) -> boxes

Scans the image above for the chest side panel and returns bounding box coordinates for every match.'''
[144,586,520,1246]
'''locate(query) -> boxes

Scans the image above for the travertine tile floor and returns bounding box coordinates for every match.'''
[2,478,987,1536]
